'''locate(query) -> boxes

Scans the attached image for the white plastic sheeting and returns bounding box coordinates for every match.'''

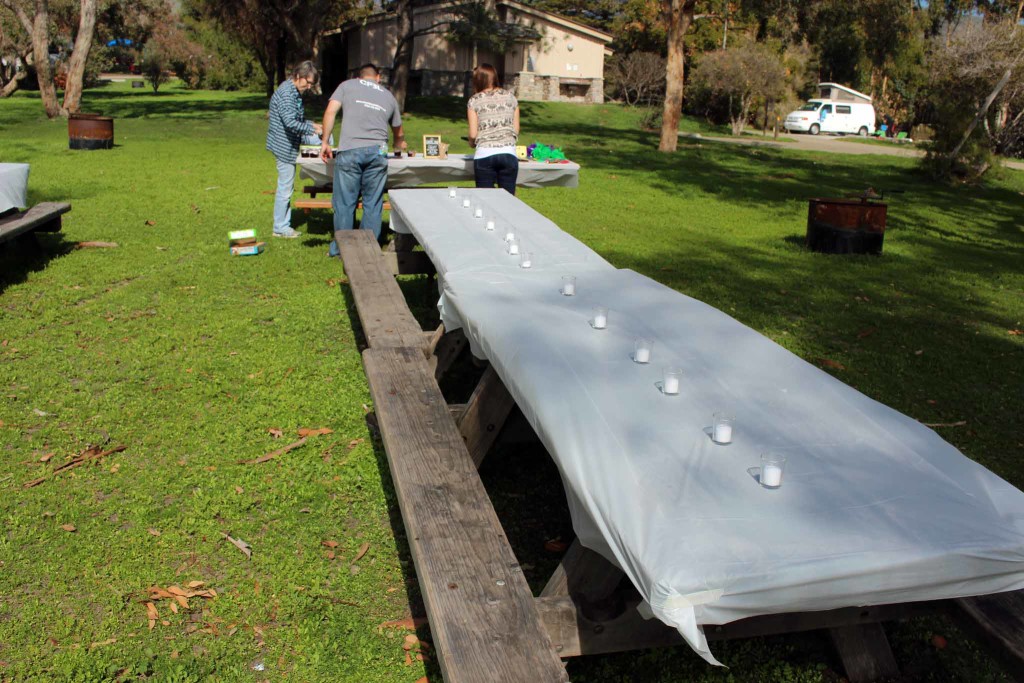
[0,163,29,213]
[388,189,1024,665]
[297,155,579,189]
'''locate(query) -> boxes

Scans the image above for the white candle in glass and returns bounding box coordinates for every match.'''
[561,275,576,296]
[462,198,471,208]
[504,230,516,243]
[508,240,520,255]
[634,338,652,364]
[762,465,782,487]
[592,307,608,329]
[520,252,533,268]
[474,207,484,219]
[712,412,734,444]
[662,367,681,395]
[448,187,457,198]
[486,220,495,231]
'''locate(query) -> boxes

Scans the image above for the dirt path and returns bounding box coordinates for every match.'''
[682,132,1024,171]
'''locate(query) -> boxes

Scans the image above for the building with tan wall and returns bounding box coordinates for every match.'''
[320,0,613,104]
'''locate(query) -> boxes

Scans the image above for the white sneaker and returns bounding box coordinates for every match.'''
[272,228,301,239]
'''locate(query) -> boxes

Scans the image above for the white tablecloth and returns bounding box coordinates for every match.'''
[0,163,29,213]
[297,154,579,189]
[388,190,1024,666]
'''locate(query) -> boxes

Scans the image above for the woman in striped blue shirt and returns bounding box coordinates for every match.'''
[266,61,323,238]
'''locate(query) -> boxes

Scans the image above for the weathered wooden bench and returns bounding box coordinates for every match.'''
[294,198,392,214]
[336,228,1024,683]
[0,202,71,246]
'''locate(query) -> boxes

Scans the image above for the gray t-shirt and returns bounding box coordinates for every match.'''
[329,78,402,152]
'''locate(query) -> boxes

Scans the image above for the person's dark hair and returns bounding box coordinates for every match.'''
[291,60,319,85]
[358,63,380,78]
[472,64,500,93]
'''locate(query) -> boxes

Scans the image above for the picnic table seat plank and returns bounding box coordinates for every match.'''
[953,589,1024,682]
[334,230,428,354]
[363,347,569,683]
[0,202,70,244]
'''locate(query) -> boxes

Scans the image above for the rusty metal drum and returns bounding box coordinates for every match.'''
[806,198,887,255]
[68,113,114,150]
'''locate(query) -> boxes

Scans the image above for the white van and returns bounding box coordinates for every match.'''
[784,83,876,136]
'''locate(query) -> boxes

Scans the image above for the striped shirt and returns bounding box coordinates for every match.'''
[266,80,315,163]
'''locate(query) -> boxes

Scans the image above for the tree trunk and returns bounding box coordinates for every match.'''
[30,0,60,118]
[275,35,286,86]
[391,0,413,111]
[0,47,31,97]
[948,48,1024,160]
[60,0,97,116]
[658,0,696,152]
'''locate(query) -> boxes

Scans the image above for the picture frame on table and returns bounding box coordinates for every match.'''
[423,135,442,159]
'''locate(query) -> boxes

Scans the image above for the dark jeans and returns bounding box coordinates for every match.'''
[473,153,519,195]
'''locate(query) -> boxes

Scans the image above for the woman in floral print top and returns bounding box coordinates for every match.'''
[467,64,521,195]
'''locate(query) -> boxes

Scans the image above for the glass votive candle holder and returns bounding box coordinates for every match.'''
[507,238,520,256]
[712,412,734,444]
[473,206,484,219]
[448,187,457,198]
[633,338,653,364]
[561,275,576,296]
[485,219,496,231]
[520,252,533,269]
[661,367,681,395]
[462,197,471,209]
[760,453,786,489]
[591,306,608,330]
[504,229,516,243]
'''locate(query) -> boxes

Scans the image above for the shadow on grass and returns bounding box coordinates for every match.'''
[80,89,269,120]
[0,232,76,296]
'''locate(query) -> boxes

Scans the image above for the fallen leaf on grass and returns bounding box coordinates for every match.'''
[321,540,339,548]
[346,438,364,450]
[234,485,244,494]
[89,638,117,649]
[267,428,283,439]
[189,203,200,214]
[815,358,846,371]
[543,538,567,553]
[856,327,879,339]
[239,437,307,465]
[61,524,76,532]
[403,634,419,651]
[1010,329,1023,336]
[352,542,370,563]
[297,427,333,437]
[221,532,252,559]
[33,408,49,417]
[923,420,967,428]
[76,241,119,249]
[145,601,159,629]
[23,444,127,488]
[144,220,156,226]
[39,453,53,462]
[415,678,428,683]
[148,528,161,537]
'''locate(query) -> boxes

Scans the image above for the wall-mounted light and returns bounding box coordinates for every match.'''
[567,42,574,52]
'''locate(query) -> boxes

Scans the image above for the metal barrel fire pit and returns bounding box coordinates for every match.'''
[68,113,114,150]
[806,196,887,255]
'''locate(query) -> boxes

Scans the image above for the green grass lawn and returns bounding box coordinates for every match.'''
[1,80,1022,682]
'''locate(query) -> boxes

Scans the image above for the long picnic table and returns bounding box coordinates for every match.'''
[297,154,580,189]
[334,188,1024,682]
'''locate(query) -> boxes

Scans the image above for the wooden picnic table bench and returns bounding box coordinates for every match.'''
[0,202,70,246]
[334,227,1024,683]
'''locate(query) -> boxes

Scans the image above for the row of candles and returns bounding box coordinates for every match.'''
[446,188,785,488]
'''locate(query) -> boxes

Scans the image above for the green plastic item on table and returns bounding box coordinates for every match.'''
[529,143,567,162]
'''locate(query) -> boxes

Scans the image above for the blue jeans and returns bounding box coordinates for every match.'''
[333,145,388,241]
[273,158,296,233]
[474,154,519,195]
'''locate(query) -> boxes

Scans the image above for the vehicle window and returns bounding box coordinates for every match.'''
[820,105,833,114]
[799,103,820,111]
[836,105,852,114]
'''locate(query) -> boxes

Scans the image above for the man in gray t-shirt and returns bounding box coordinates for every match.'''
[320,63,407,253]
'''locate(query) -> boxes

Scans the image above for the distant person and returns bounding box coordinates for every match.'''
[320,63,406,255]
[266,61,323,239]
[467,64,520,195]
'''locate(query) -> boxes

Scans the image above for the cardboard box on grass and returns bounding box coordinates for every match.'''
[229,229,265,256]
